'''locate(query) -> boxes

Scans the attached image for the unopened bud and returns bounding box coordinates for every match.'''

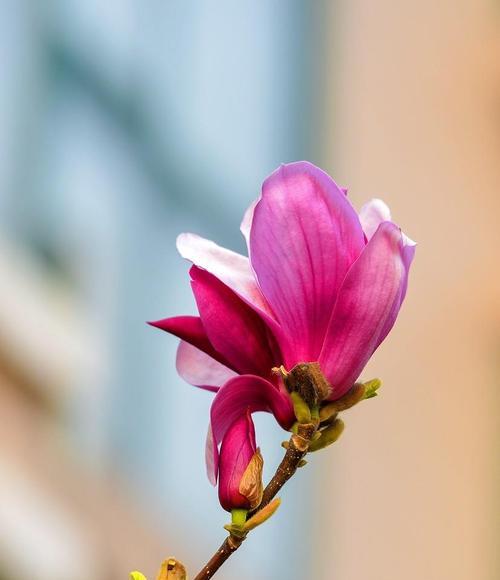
[320,382,366,420]
[218,410,264,512]
[308,418,345,452]
[243,497,281,531]
[363,378,382,399]
[130,573,147,580]
[319,403,338,423]
[290,391,312,424]
[157,558,187,580]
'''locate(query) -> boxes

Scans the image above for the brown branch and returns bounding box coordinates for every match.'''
[253,422,315,514]
[192,535,245,580]
[192,422,316,580]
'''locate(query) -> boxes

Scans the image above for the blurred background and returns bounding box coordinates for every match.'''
[0,1,498,579]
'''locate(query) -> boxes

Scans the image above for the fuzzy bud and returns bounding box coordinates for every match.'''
[283,362,331,406]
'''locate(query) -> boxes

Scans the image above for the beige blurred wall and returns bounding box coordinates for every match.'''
[315,2,500,579]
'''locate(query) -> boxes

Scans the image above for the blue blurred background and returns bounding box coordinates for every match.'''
[0,2,498,580]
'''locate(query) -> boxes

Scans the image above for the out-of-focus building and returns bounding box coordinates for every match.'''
[0,2,321,579]
[0,237,169,579]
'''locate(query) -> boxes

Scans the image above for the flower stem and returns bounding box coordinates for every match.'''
[192,422,316,580]
[252,422,315,514]
[192,535,245,580]
[231,508,248,527]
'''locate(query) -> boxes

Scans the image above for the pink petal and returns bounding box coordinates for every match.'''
[148,315,227,366]
[177,232,272,317]
[359,198,392,239]
[176,341,237,392]
[319,221,415,398]
[386,233,416,328]
[206,375,294,484]
[359,197,416,314]
[190,265,280,376]
[249,161,365,364]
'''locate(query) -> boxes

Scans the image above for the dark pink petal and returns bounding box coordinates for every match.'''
[249,161,366,365]
[218,410,257,511]
[177,232,273,318]
[190,265,280,376]
[319,221,415,399]
[148,315,226,365]
[206,375,294,484]
[176,341,237,392]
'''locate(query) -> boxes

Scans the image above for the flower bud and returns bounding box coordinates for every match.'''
[157,558,187,580]
[308,418,345,452]
[243,497,281,531]
[218,410,264,512]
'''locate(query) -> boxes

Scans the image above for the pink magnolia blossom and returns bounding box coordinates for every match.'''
[218,410,262,512]
[150,161,415,484]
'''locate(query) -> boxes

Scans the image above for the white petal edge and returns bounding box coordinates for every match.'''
[240,199,258,248]
[176,232,271,315]
[176,340,237,391]
[359,198,392,240]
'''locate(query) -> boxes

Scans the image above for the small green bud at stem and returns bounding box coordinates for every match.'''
[309,418,345,452]
[243,498,281,531]
[319,379,382,422]
[319,403,338,422]
[363,378,381,399]
[130,573,147,580]
[291,391,312,423]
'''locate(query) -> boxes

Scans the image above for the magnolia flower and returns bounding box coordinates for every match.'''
[151,161,415,483]
[218,410,263,512]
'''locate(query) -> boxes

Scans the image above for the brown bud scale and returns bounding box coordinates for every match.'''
[239,449,264,509]
[284,362,331,406]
